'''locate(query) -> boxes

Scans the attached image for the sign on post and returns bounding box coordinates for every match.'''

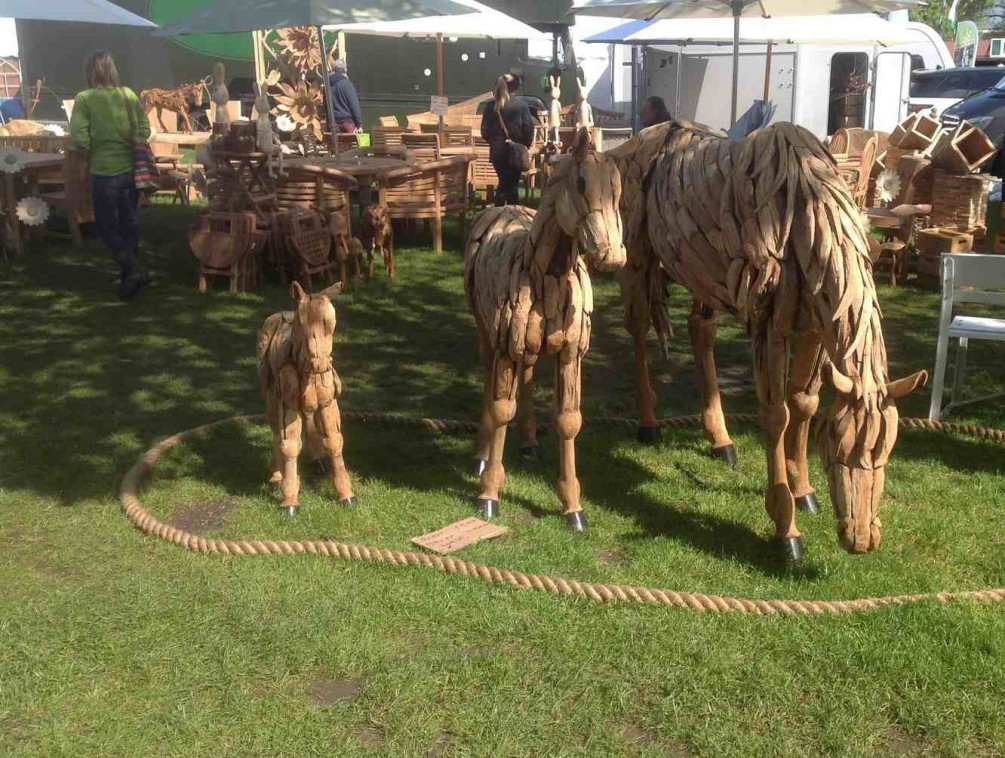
[430,95,449,117]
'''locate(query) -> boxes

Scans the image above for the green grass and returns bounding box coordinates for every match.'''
[2,204,1005,756]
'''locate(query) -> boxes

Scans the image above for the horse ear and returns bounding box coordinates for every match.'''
[290,281,308,302]
[571,127,593,161]
[319,282,343,301]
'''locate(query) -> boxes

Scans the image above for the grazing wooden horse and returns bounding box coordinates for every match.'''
[465,128,626,531]
[140,78,211,133]
[257,282,356,517]
[610,121,927,559]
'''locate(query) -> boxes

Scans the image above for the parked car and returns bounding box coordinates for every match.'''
[941,82,1005,175]
[909,67,1005,117]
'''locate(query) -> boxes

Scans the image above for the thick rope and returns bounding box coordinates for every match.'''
[118,413,1005,616]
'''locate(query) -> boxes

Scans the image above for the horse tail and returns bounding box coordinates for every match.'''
[727,123,888,399]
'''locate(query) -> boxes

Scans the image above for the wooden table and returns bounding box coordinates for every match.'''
[209,150,276,223]
[151,131,212,148]
[2,152,64,256]
[284,155,414,206]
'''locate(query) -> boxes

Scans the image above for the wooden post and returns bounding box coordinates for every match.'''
[437,33,445,131]
[318,26,337,150]
[763,40,773,102]
[252,31,266,83]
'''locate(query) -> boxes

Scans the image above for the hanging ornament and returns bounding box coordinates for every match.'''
[15,196,50,227]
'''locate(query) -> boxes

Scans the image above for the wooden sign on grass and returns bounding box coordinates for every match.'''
[412,517,509,555]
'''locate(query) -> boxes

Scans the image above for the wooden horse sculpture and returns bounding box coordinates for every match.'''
[465,128,626,531]
[610,121,927,560]
[140,78,211,133]
[360,203,395,278]
[257,282,356,517]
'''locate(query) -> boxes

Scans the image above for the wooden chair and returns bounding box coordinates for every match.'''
[419,123,441,135]
[378,115,400,127]
[39,150,94,247]
[379,155,474,253]
[402,132,441,162]
[470,137,497,206]
[278,209,337,289]
[442,125,473,147]
[835,135,878,209]
[189,211,267,292]
[459,114,483,132]
[865,154,932,286]
[371,126,404,147]
[148,140,190,205]
[335,133,359,153]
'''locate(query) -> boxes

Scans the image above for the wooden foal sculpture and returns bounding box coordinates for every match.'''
[140,79,211,134]
[465,129,626,531]
[610,121,927,559]
[360,203,394,279]
[257,282,356,517]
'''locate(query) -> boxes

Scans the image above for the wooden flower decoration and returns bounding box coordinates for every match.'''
[15,196,49,227]
[275,113,296,133]
[276,27,320,72]
[876,168,902,205]
[0,149,27,174]
[273,79,323,140]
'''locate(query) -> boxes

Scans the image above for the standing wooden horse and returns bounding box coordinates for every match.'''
[610,121,927,560]
[257,282,356,517]
[465,129,626,531]
[140,79,211,134]
[360,203,394,279]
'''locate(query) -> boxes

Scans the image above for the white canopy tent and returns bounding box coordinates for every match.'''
[571,0,926,122]
[0,0,156,26]
[326,0,550,97]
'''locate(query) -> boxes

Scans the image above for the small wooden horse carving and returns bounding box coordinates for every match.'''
[360,203,394,278]
[140,78,211,133]
[465,128,626,530]
[257,282,355,516]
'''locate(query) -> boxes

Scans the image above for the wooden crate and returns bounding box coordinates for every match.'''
[914,227,974,255]
[930,170,992,230]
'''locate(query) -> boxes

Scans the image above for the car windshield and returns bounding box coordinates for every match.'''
[913,69,1005,98]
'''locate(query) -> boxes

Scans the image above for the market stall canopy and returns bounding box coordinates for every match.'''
[0,0,157,26]
[569,0,927,20]
[584,13,918,45]
[153,0,473,37]
[324,0,550,40]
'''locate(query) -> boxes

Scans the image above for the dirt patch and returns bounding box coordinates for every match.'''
[0,716,31,747]
[457,645,494,658]
[32,556,84,582]
[308,679,363,707]
[354,725,386,747]
[599,548,628,566]
[881,725,932,756]
[425,732,455,757]
[621,724,654,745]
[168,499,237,535]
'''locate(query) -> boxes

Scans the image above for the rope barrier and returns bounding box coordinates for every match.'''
[118,412,1005,616]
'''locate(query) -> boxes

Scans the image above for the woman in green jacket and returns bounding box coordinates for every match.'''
[70,51,151,300]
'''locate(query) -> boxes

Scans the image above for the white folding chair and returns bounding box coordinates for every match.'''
[929,253,1005,421]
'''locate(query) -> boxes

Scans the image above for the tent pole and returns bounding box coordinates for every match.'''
[730,2,740,124]
[762,40,772,102]
[318,26,337,148]
[437,32,445,129]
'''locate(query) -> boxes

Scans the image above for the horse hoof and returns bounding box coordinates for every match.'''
[566,511,588,532]
[637,425,661,445]
[796,493,821,515]
[519,445,540,461]
[339,496,358,507]
[281,505,299,518]
[476,498,500,519]
[711,444,737,468]
[472,457,488,477]
[775,536,804,562]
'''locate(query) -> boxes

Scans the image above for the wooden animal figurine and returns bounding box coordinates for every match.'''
[465,128,626,531]
[608,121,928,560]
[253,81,284,177]
[574,70,593,130]
[257,281,356,517]
[140,78,211,133]
[211,62,231,127]
[360,203,394,278]
[546,68,562,145]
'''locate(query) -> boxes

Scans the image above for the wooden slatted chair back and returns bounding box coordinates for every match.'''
[402,132,441,162]
[371,126,404,147]
[379,115,400,127]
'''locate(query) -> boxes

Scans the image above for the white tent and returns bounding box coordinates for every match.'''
[584,14,917,46]
[326,0,549,96]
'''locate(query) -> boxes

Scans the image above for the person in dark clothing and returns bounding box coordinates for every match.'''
[328,59,363,134]
[480,74,535,207]
[640,96,672,129]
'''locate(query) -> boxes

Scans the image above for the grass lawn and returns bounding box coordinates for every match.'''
[2,203,1005,757]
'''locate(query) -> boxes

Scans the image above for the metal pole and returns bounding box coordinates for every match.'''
[437,33,445,130]
[318,26,337,148]
[762,40,772,102]
[675,44,682,119]
[730,3,740,125]
[631,44,639,132]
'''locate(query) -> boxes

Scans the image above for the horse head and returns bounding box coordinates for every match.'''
[290,280,341,377]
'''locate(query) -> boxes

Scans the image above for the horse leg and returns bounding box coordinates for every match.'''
[476,354,519,519]
[266,388,282,486]
[517,362,539,460]
[688,300,736,467]
[751,323,802,561]
[785,329,825,516]
[277,364,303,517]
[387,237,395,278]
[618,265,660,444]
[555,353,586,531]
[317,400,356,506]
[472,341,493,476]
[180,107,193,133]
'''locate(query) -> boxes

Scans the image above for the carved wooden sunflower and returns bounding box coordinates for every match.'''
[875,169,902,205]
[272,79,323,140]
[275,27,321,72]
